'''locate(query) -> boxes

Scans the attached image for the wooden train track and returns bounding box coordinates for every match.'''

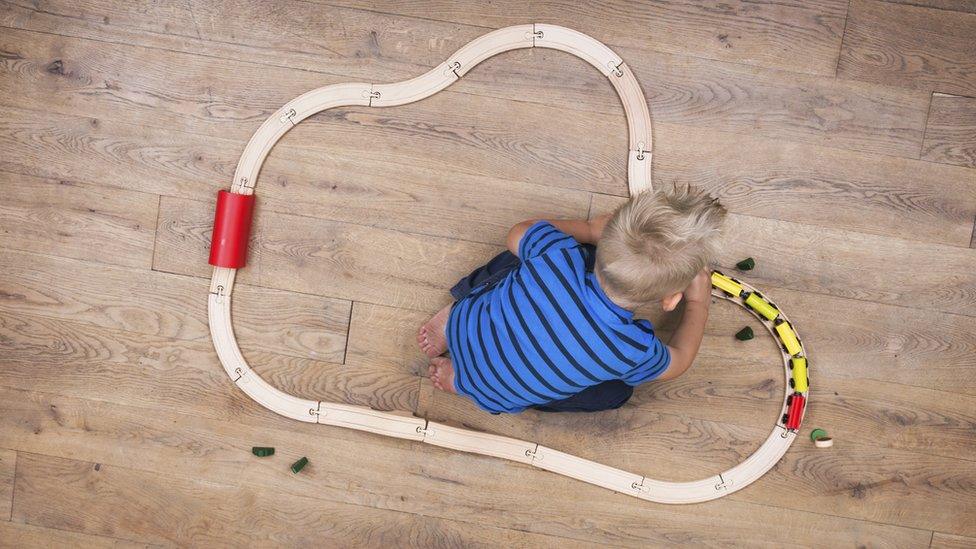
[207,24,809,504]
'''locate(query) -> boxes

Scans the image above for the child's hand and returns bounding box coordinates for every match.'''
[683,270,712,305]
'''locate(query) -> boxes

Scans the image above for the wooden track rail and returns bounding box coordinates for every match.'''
[207,24,808,504]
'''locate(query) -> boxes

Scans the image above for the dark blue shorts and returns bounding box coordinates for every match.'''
[450,247,634,413]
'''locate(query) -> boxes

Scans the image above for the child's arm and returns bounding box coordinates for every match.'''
[506,214,612,254]
[658,270,711,381]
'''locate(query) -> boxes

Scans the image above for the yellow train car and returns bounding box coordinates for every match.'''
[710,271,743,297]
[790,357,808,393]
[775,320,802,356]
[744,292,779,321]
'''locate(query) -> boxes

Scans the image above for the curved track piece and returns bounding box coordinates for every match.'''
[208,24,809,504]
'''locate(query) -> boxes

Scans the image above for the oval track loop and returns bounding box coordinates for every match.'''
[208,24,809,504]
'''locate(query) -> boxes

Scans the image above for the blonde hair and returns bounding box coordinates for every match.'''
[595,184,726,306]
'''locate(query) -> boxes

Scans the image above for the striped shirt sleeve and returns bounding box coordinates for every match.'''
[620,337,671,386]
[518,221,579,261]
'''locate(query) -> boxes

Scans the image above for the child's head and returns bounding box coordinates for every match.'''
[595,184,726,310]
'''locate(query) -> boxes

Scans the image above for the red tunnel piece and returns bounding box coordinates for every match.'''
[209,190,255,269]
[785,393,806,431]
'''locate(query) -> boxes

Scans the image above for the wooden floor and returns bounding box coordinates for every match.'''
[1,1,974,546]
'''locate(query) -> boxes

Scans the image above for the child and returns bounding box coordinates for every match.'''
[417,185,726,414]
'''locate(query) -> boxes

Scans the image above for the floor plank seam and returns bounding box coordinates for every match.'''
[970,215,976,249]
[7,450,16,522]
[878,0,976,14]
[341,302,356,365]
[919,92,936,159]
[834,0,854,78]
[150,193,163,271]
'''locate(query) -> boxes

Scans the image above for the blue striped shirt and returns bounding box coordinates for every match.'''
[447,221,671,413]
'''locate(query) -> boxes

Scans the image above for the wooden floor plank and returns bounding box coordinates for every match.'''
[885,0,976,13]
[154,195,501,312]
[0,449,14,521]
[0,249,350,363]
[0,0,849,76]
[0,172,157,269]
[0,520,152,549]
[321,0,851,76]
[839,0,976,95]
[346,302,431,384]
[922,94,976,168]
[733,286,974,397]
[0,105,593,244]
[933,532,976,548]
[0,388,934,546]
[12,452,593,548]
[0,311,417,418]
[655,122,976,247]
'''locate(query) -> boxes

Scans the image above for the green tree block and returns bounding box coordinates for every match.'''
[736,257,756,270]
[735,326,754,340]
[291,456,309,474]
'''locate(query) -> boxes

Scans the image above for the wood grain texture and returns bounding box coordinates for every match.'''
[885,0,976,12]
[154,195,501,312]
[0,449,13,521]
[933,532,976,548]
[0,19,930,170]
[0,311,416,418]
[0,249,350,362]
[346,302,431,382]
[1,0,974,543]
[423,379,976,535]
[365,285,976,462]
[839,0,976,95]
[922,94,976,168]
[591,194,976,317]
[0,521,152,549]
[0,0,849,76]
[655,122,976,247]
[0,106,591,245]
[0,26,627,195]
[12,452,593,548]
[0,27,955,247]
[0,172,157,269]
[322,0,850,76]
[0,388,933,546]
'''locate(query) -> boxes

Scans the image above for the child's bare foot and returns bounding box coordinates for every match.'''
[428,356,457,393]
[417,303,451,358]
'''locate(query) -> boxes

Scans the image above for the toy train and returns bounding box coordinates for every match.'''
[711,270,809,433]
